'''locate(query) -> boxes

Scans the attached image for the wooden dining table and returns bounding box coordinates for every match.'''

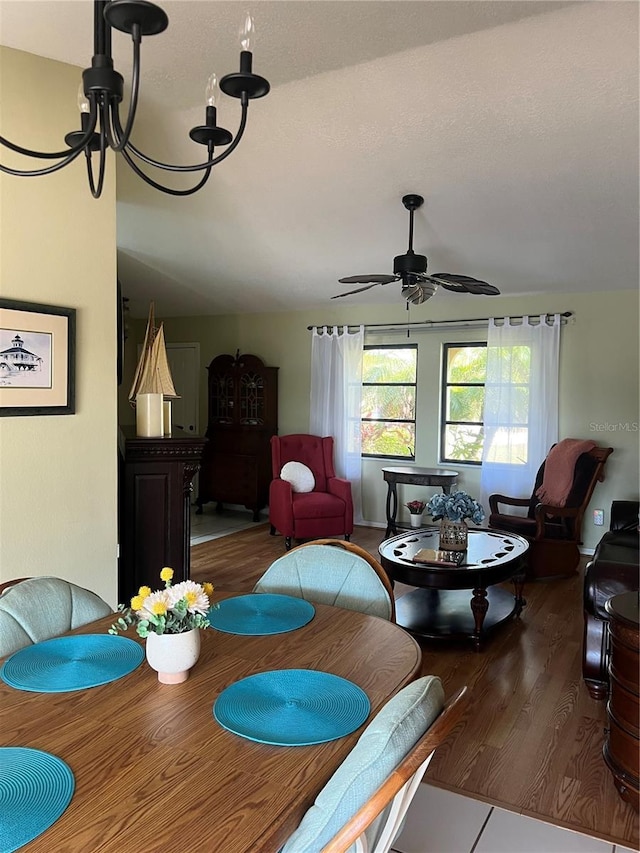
[0,593,422,853]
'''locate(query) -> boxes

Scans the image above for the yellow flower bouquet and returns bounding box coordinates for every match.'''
[109,567,217,638]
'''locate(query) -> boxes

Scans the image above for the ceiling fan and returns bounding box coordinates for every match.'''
[332,194,500,305]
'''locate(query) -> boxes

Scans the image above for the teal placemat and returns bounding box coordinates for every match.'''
[207,594,315,635]
[213,669,370,746]
[0,747,74,853]
[1,634,144,693]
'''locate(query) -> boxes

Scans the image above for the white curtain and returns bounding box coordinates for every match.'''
[479,315,560,515]
[310,325,364,522]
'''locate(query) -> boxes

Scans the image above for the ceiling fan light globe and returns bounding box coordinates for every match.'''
[402,284,434,305]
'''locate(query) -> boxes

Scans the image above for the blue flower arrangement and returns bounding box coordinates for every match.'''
[426,491,485,525]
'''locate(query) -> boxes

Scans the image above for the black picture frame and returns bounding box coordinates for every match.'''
[0,298,76,416]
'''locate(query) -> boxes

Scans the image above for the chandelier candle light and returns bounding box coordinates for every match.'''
[426,491,485,551]
[0,1,270,198]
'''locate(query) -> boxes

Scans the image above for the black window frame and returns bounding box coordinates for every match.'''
[440,341,487,466]
[361,343,418,460]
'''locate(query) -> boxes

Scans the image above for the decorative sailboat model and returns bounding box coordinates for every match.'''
[129,303,179,437]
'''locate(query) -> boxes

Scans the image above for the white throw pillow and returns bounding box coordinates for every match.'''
[280,461,315,493]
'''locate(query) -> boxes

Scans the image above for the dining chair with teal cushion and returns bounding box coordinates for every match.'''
[280,677,468,853]
[0,576,112,658]
[253,541,394,621]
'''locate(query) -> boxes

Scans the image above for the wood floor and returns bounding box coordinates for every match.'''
[191,523,639,849]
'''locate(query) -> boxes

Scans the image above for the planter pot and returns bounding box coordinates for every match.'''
[145,628,201,684]
[409,513,424,528]
[439,519,468,551]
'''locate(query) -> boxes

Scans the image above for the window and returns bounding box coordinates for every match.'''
[440,343,487,464]
[361,345,417,458]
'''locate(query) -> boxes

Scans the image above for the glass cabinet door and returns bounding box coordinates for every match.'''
[210,373,235,424]
[239,371,265,425]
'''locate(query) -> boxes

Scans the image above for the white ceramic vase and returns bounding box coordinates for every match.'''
[145,628,201,684]
[409,513,424,528]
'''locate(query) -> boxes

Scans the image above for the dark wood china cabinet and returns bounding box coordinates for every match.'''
[196,352,278,521]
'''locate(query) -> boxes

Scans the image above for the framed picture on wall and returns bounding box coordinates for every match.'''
[0,298,76,416]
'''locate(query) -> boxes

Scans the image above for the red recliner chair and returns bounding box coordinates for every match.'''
[269,434,354,550]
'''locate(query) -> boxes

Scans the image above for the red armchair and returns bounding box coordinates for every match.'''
[269,434,354,550]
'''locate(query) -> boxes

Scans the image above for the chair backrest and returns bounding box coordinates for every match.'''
[0,577,112,658]
[528,444,613,532]
[280,678,468,853]
[0,577,31,594]
[253,543,394,621]
[271,434,336,492]
[294,539,396,622]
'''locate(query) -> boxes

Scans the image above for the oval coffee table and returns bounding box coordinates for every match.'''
[379,527,529,651]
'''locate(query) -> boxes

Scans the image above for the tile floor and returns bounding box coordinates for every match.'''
[190,507,638,853]
[189,503,267,546]
[392,784,637,853]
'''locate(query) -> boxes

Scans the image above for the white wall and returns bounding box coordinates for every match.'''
[155,289,639,552]
[0,48,118,606]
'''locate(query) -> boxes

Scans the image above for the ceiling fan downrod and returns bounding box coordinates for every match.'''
[402,193,424,253]
[395,194,427,276]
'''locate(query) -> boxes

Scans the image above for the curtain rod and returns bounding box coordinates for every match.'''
[307,311,573,332]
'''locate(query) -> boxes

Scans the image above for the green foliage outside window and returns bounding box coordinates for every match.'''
[441,345,486,464]
[361,347,417,458]
[441,343,532,464]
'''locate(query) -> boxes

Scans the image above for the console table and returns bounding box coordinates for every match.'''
[382,466,459,536]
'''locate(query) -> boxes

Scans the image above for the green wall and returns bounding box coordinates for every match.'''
[123,289,639,553]
[0,48,118,605]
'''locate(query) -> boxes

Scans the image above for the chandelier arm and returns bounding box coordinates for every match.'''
[0,146,85,178]
[0,100,100,160]
[119,145,214,196]
[85,124,109,199]
[115,102,249,172]
[109,25,142,153]
[100,96,121,155]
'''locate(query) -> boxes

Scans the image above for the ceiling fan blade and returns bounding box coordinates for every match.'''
[331,283,382,299]
[338,274,399,285]
[429,273,501,296]
[464,282,501,295]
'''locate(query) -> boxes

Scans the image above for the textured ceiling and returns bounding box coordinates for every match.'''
[1,1,638,318]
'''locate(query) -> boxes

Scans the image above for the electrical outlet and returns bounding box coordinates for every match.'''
[593,509,604,526]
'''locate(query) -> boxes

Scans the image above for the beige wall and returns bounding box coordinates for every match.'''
[151,289,639,552]
[0,48,118,606]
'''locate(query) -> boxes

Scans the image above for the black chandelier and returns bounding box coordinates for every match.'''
[0,0,270,198]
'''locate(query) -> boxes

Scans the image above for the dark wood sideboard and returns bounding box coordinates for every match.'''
[118,427,207,602]
[603,591,639,811]
[196,353,278,521]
